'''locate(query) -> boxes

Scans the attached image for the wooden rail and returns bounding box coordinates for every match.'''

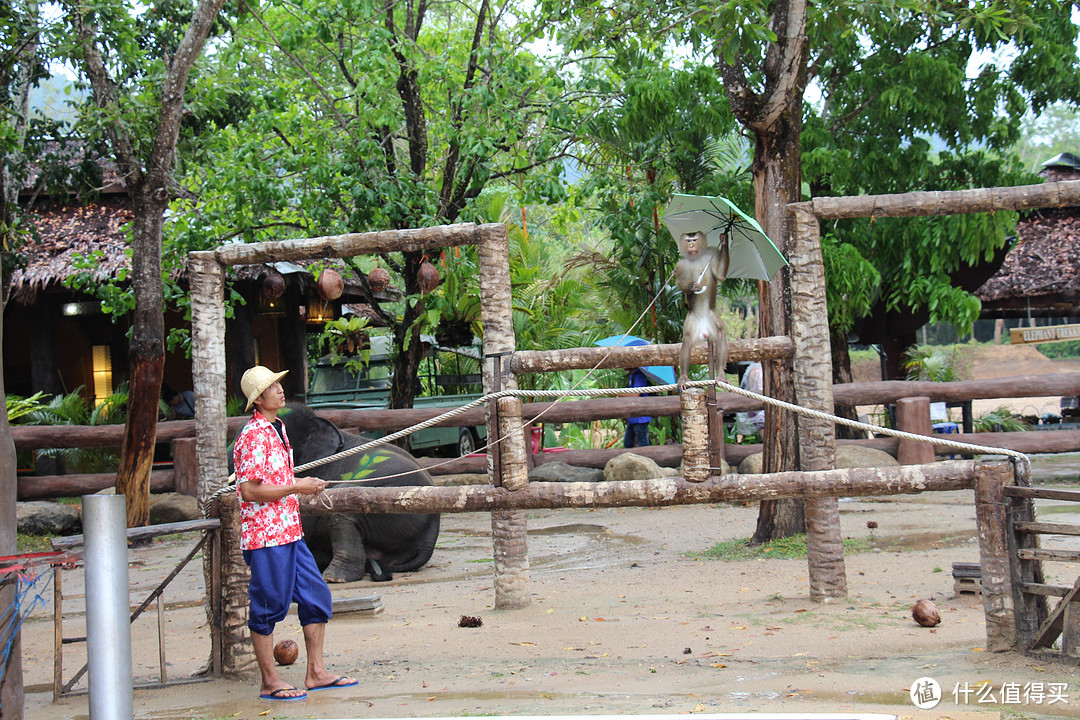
[13,372,1080,500]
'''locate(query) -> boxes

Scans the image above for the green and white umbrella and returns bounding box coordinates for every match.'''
[661,194,789,281]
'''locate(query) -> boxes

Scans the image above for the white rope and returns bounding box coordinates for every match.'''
[203,375,1031,514]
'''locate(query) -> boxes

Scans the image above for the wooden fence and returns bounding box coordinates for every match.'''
[12,371,1080,501]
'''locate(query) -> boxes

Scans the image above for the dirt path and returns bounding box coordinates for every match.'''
[17,476,1080,720]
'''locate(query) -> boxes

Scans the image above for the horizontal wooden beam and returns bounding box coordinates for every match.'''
[1018,548,1080,563]
[51,518,221,550]
[1005,486,1080,502]
[511,336,794,374]
[203,222,498,267]
[790,179,1080,220]
[17,470,174,500]
[1014,521,1080,537]
[281,459,986,516]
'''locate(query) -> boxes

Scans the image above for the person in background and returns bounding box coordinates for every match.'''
[163,388,196,419]
[734,361,765,437]
[624,367,652,448]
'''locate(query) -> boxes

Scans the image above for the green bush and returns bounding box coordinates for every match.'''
[1037,340,1080,360]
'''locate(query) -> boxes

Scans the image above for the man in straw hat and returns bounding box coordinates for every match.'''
[233,365,358,701]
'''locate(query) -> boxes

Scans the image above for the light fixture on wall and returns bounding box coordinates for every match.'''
[305,296,333,324]
[92,345,113,404]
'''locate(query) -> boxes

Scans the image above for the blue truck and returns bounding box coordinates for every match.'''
[306,335,487,457]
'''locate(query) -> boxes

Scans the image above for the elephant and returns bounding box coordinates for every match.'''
[278,403,440,583]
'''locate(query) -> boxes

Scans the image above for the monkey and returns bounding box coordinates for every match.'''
[675,230,730,391]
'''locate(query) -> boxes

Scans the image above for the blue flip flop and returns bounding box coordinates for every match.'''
[307,675,359,691]
[259,687,308,701]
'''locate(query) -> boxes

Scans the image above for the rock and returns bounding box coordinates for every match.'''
[738,452,764,475]
[529,462,604,483]
[17,501,82,536]
[604,453,666,482]
[149,493,200,524]
[836,445,899,468]
[737,446,897,475]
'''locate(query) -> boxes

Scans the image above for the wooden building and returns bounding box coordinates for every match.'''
[977,153,1080,321]
[4,148,382,406]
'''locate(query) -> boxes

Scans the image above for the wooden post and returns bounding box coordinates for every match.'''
[217,494,255,674]
[789,204,845,601]
[896,396,935,465]
[52,567,62,700]
[477,224,530,609]
[188,251,229,508]
[681,388,709,483]
[170,438,198,496]
[975,460,1016,652]
[497,396,529,491]
[706,385,724,476]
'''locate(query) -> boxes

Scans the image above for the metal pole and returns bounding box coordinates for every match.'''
[83,494,133,719]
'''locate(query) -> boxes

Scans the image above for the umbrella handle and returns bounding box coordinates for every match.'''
[694,257,711,294]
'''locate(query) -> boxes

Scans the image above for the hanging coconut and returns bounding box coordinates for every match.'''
[368,266,391,293]
[910,599,941,627]
[417,257,440,295]
[317,268,344,301]
[262,270,285,299]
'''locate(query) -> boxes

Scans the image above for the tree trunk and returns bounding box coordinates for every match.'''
[0,295,23,720]
[75,0,228,527]
[831,329,863,440]
[114,196,166,527]
[390,251,426,413]
[881,331,916,381]
[746,2,809,542]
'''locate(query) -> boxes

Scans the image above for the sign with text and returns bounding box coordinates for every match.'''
[1010,324,1080,345]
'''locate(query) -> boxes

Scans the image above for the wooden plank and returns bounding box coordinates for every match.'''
[1010,494,1049,649]
[51,518,221,550]
[1032,578,1080,649]
[1020,582,1072,598]
[1018,548,1080,563]
[1005,487,1080,502]
[1015,521,1080,537]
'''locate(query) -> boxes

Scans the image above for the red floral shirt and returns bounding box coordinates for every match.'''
[233,411,304,551]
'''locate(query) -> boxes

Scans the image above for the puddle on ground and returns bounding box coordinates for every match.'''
[867,529,977,553]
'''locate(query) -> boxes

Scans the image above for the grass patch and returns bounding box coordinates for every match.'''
[690,533,871,561]
[16,533,55,553]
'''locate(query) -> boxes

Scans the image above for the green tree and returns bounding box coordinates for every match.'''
[0,0,45,707]
[60,0,228,526]
[542,1,1080,579]
[173,0,578,410]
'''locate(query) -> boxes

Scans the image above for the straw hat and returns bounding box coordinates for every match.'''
[241,366,289,411]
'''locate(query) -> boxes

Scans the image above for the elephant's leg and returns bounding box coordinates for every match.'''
[321,514,369,583]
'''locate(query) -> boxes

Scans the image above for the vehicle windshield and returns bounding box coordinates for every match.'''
[310,361,392,394]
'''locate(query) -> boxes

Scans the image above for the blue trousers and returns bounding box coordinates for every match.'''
[623,422,650,448]
[243,540,332,635]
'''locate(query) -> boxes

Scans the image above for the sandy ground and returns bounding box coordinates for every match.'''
[14,343,1080,720]
[15,476,1080,720]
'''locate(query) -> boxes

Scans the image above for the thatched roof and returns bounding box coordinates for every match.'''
[9,195,393,325]
[9,195,134,304]
[976,164,1080,317]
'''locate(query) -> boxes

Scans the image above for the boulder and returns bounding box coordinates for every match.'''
[738,452,764,475]
[529,462,604,483]
[737,445,898,475]
[603,453,666,483]
[149,493,201,524]
[17,501,82,536]
[836,445,898,469]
